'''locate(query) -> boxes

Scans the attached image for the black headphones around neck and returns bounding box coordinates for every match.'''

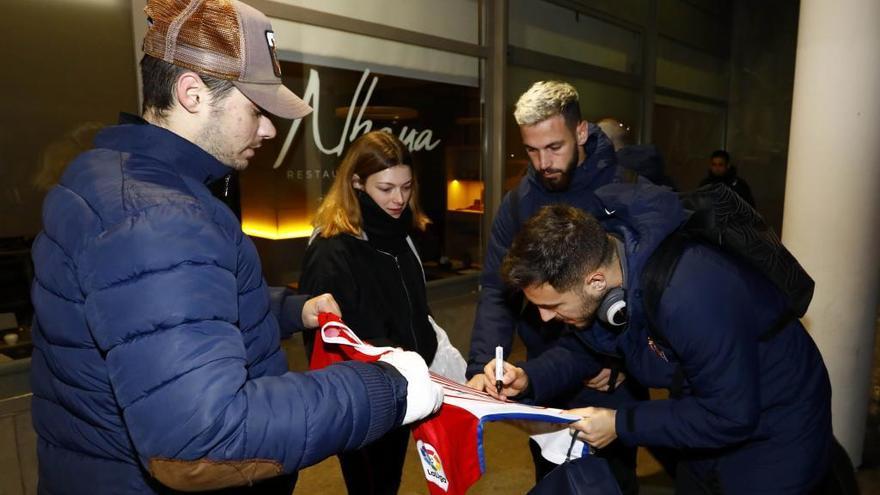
[596,236,627,328]
[597,287,627,328]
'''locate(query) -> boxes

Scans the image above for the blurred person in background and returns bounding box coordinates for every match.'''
[700,149,755,207]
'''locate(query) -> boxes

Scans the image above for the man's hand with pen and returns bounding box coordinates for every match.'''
[465,357,529,400]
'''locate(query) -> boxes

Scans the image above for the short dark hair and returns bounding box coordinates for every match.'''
[711,149,730,163]
[140,54,236,119]
[559,100,582,132]
[501,205,613,292]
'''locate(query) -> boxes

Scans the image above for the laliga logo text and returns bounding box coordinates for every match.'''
[417,440,449,491]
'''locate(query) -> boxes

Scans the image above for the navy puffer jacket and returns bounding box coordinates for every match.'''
[525,183,832,494]
[29,120,408,494]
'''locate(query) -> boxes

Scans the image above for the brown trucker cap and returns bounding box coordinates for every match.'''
[142,0,312,119]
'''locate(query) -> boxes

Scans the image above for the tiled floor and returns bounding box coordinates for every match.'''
[1,300,876,494]
[287,310,880,494]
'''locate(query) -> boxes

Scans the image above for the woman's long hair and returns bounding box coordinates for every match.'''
[313,131,431,238]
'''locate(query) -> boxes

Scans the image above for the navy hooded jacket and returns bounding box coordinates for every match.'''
[523,183,832,494]
[466,123,621,379]
[29,120,408,494]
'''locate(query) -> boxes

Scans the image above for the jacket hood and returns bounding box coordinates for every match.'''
[584,182,688,352]
[93,114,232,185]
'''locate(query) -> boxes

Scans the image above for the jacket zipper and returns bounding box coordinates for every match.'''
[377,249,419,353]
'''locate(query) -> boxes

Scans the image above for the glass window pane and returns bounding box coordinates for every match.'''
[272,0,479,44]
[241,60,482,285]
[652,97,726,191]
[1,0,138,239]
[574,0,650,26]
[509,0,641,73]
[656,38,728,100]
[271,19,479,87]
[657,0,729,59]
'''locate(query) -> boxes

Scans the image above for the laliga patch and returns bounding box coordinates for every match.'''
[417,440,449,491]
[265,31,282,77]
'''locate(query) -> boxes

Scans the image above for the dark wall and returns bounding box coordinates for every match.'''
[0,0,139,238]
[726,0,800,232]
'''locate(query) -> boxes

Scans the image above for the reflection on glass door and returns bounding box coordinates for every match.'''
[652,101,725,191]
[238,61,482,285]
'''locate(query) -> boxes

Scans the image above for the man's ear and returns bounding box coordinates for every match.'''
[175,72,208,114]
[584,271,607,295]
[351,174,364,190]
[576,120,589,146]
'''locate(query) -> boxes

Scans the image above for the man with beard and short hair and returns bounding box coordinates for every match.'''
[483,200,832,494]
[464,80,644,493]
[514,81,587,191]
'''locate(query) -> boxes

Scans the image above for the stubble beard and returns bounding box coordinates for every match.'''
[574,285,606,329]
[196,110,248,171]
[538,149,580,191]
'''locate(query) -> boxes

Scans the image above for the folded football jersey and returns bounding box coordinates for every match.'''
[413,373,584,494]
[310,314,589,494]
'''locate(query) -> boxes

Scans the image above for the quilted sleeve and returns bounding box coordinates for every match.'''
[77,202,407,491]
[615,248,760,450]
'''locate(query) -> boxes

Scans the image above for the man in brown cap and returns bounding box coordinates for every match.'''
[28,1,442,494]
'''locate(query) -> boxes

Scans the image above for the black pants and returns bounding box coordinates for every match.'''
[338,426,410,495]
[674,462,723,495]
[672,437,854,495]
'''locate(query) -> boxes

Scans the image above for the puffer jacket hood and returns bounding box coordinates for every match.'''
[575,182,688,355]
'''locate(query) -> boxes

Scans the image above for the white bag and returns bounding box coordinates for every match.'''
[427,315,468,384]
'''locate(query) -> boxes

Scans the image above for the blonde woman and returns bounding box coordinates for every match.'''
[299,131,438,494]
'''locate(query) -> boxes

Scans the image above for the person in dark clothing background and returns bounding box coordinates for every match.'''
[700,149,755,207]
[300,130,447,495]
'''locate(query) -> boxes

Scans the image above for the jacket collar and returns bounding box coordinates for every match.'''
[581,183,688,351]
[94,113,232,185]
